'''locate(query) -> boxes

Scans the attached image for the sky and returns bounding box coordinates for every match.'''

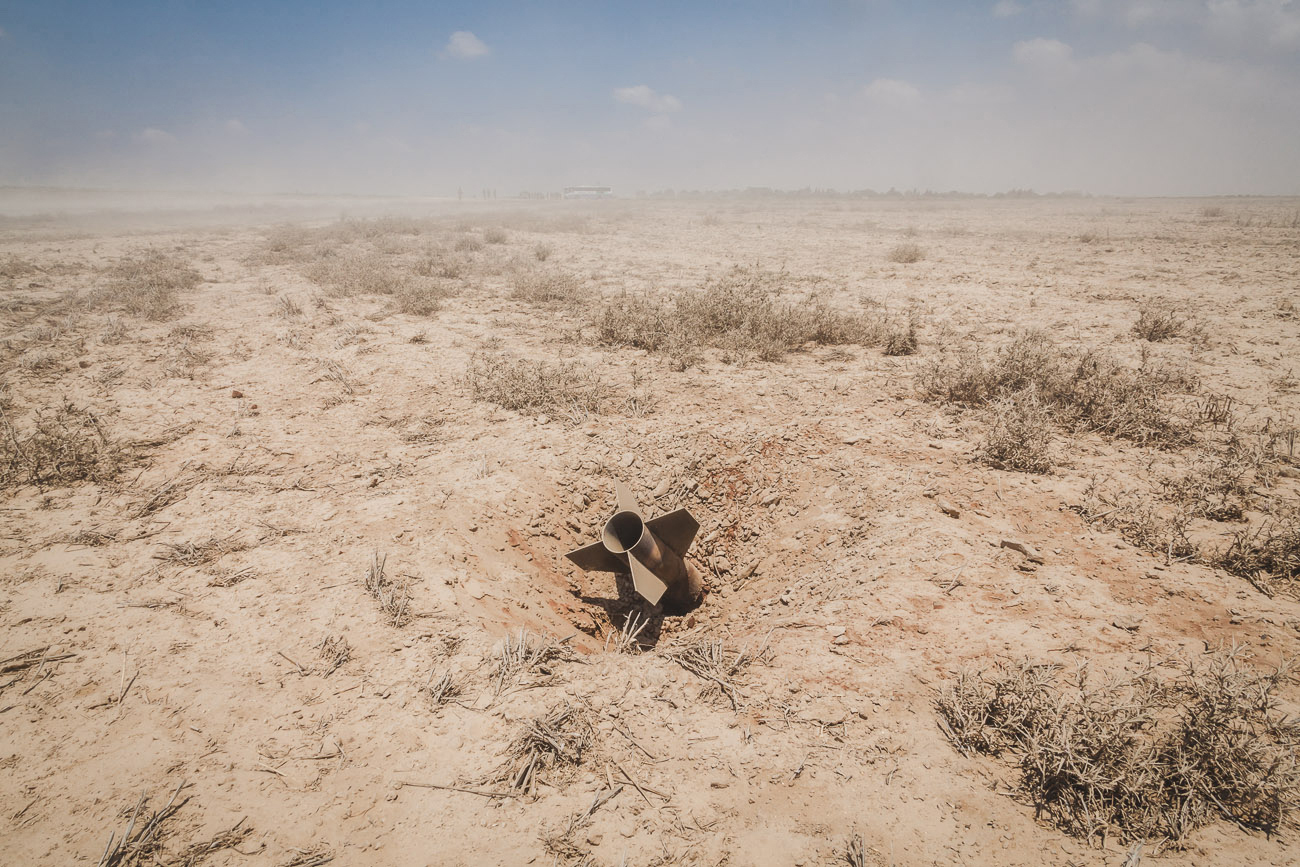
[1,0,1298,197]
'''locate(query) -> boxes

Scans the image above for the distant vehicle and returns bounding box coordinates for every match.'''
[563,185,612,199]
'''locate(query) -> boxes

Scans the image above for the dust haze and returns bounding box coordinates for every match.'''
[4,2,1300,867]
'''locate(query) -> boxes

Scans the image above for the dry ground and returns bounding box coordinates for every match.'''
[2,193,1299,866]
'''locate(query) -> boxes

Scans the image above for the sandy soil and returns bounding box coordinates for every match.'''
[2,193,1299,866]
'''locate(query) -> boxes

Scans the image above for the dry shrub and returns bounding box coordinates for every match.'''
[390,283,448,317]
[920,332,1193,447]
[595,268,880,365]
[1133,299,1193,342]
[936,651,1300,843]
[1159,451,1255,523]
[511,267,588,306]
[89,252,201,320]
[1214,509,1300,597]
[1,402,121,490]
[464,351,610,417]
[887,243,924,264]
[979,389,1055,473]
[413,249,465,279]
[883,311,920,356]
[304,252,407,297]
[453,234,483,253]
[1077,481,1197,562]
[533,243,553,262]
[494,704,596,794]
[483,226,509,244]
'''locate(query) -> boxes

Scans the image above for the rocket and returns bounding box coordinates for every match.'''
[565,482,705,613]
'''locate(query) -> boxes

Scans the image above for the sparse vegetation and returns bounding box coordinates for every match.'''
[1214,510,1300,597]
[665,631,773,710]
[979,389,1055,473]
[510,267,587,306]
[887,243,924,264]
[304,253,408,297]
[316,635,351,675]
[1,402,121,490]
[494,704,596,794]
[595,267,883,365]
[936,651,1300,843]
[1132,299,1194,342]
[88,252,202,320]
[920,332,1194,447]
[464,351,611,418]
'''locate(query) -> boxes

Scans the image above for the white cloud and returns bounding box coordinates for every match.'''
[993,0,1025,17]
[613,85,682,113]
[443,30,489,59]
[862,78,922,106]
[135,127,176,145]
[225,118,248,135]
[1013,37,1076,70]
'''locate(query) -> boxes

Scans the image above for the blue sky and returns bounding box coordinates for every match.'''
[1,1,1297,195]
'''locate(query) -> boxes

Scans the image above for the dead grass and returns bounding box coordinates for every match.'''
[304,252,409,297]
[426,670,461,706]
[464,351,611,418]
[389,283,446,317]
[153,535,246,568]
[493,704,597,795]
[1,402,121,490]
[493,629,572,697]
[887,243,924,264]
[1214,509,1300,597]
[96,782,188,867]
[1076,481,1197,563]
[920,332,1195,447]
[936,650,1300,843]
[1133,299,1196,342]
[664,630,773,710]
[594,267,881,365]
[363,551,410,627]
[510,267,588,306]
[89,252,202,320]
[316,635,351,675]
[604,611,650,654]
[979,389,1055,473]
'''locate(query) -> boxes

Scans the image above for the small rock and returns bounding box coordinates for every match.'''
[231,389,244,399]
[586,834,603,846]
[573,493,587,510]
[1000,539,1045,563]
[464,579,487,600]
[827,625,846,638]
[761,491,780,506]
[537,414,550,425]
[620,452,635,468]
[651,478,672,498]
[1112,617,1141,632]
[715,555,732,573]
[841,433,863,445]
[833,634,850,646]
[936,499,960,518]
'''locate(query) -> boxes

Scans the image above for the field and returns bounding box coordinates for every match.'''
[2,192,1300,866]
